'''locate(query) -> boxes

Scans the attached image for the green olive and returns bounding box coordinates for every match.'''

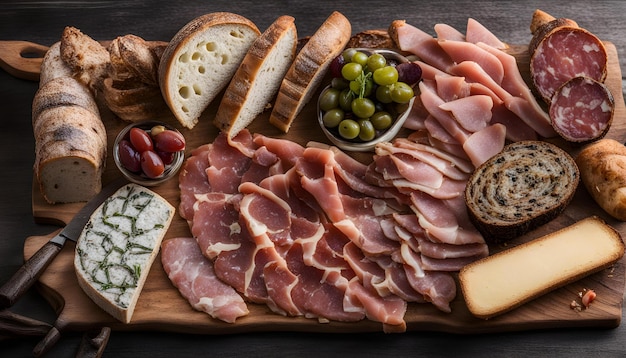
[322,108,344,128]
[358,119,376,141]
[319,87,340,112]
[371,111,393,130]
[338,119,360,140]
[367,53,387,71]
[375,85,393,104]
[339,88,354,111]
[390,82,415,103]
[351,97,376,119]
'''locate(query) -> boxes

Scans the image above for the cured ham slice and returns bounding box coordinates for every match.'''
[438,40,505,84]
[462,123,507,167]
[439,95,493,133]
[389,20,454,72]
[161,237,249,323]
[465,18,507,49]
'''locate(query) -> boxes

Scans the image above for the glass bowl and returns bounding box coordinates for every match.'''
[113,120,185,186]
[318,48,416,152]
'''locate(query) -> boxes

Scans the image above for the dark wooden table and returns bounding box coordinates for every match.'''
[2,1,626,356]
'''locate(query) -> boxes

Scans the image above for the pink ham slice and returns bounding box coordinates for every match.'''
[438,95,493,133]
[462,123,507,167]
[465,18,507,49]
[391,20,454,72]
[438,40,505,84]
[161,237,249,323]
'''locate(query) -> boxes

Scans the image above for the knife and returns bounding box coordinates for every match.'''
[0,177,129,309]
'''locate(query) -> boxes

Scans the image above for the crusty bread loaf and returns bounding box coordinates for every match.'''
[158,12,261,129]
[214,15,297,139]
[60,26,111,92]
[576,138,626,221]
[108,34,161,86]
[269,11,351,133]
[465,141,579,243]
[74,183,175,323]
[33,38,107,204]
[32,76,100,122]
[39,42,73,86]
[459,216,624,319]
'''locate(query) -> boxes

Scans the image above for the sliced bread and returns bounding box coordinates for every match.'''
[269,11,351,133]
[74,183,175,323]
[464,141,579,243]
[158,12,261,129]
[214,15,298,140]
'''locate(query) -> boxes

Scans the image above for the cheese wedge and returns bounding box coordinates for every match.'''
[459,216,624,319]
[74,183,175,323]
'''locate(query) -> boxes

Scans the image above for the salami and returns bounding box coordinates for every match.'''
[529,21,608,104]
[549,76,614,144]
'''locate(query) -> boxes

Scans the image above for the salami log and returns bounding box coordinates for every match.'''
[549,76,614,144]
[529,16,608,104]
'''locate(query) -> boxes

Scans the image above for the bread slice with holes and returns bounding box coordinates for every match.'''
[158,12,261,129]
[214,15,297,139]
[269,11,351,133]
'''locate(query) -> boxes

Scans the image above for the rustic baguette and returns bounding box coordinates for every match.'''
[158,12,261,129]
[214,15,298,140]
[269,11,351,133]
[32,76,100,122]
[39,42,73,86]
[74,184,175,323]
[464,141,579,243]
[33,34,108,204]
[460,216,624,319]
[576,138,626,221]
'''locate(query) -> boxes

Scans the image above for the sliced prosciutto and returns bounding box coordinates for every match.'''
[161,237,249,323]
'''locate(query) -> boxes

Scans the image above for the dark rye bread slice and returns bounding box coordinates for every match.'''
[464,141,580,243]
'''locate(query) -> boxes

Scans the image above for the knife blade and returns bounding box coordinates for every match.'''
[0,177,129,309]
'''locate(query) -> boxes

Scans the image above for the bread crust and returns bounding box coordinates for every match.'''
[269,11,351,133]
[213,15,297,139]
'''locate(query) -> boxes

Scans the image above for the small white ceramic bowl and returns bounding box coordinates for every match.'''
[113,120,185,186]
[318,48,416,152]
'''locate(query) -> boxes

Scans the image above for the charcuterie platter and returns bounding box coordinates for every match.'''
[4,21,626,334]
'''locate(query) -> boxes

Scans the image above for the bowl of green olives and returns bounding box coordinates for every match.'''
[318,48,421,152]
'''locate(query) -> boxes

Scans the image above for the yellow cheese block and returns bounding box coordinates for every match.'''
[459,216,625,319]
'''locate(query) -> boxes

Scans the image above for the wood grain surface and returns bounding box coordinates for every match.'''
[17,40,626,335]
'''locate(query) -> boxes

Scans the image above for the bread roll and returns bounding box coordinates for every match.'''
[576,138,626,221]
[158,12,261,129]
[60,26,111,92]
[269,11,351,133]
[214,15,297,140]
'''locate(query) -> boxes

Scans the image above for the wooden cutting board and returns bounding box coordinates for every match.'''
[14,40,626,334]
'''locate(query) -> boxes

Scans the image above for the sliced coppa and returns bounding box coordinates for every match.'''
[464,141,579,243]
[549,76,614,144]
[529,22,608,104]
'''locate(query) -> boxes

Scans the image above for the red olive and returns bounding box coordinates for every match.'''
[117,139,141,173]
[129,127,154,153]
[140,150,165,178]
[153,130,185,153]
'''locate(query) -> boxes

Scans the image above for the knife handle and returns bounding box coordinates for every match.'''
[0,241,62,309]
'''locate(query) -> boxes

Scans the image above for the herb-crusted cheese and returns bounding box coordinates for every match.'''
[74,183,175,323]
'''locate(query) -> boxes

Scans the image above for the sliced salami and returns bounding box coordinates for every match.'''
[549,76,614,144]
[530,23,607,104]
